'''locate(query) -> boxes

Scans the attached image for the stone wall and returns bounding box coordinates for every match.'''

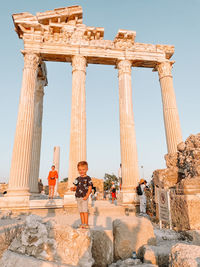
[153,133,200,192]
[153,133,200,230]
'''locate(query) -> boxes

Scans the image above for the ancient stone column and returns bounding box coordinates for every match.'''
[8,52,40,196]
[157,61,182,154]
[117,59,139,194]
[68,55,87,188]
[29,63,47,193]
[53,146,60,196]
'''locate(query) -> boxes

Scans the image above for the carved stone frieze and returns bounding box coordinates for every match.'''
[114,29,136,49]
[13,6,175,66]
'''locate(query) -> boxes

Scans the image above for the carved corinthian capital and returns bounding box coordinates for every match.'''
[23,52,40,71]
[72,55,87,73]
[117,60,132,76]
[157,61,173,79]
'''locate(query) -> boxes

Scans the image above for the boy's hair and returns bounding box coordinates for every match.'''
[77,161,88,168]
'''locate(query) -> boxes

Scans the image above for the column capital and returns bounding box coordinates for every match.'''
[116,59,132,76]
[71,55,87,73]
[157,61,174,80]
[23,52,40,71]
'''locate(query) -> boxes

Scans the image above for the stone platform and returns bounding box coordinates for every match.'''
[0,197,137,220]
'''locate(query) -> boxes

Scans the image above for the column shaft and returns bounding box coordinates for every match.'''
[8,53,40,196]
[68,55,87,188]
[117,60,139,191]
[158,62,182,153]
[29,79,45,193]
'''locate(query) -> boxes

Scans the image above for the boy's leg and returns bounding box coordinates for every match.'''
[80,212,84,225]
[82,198,89,226]
[83,212,88,225]
[77,198,85,227]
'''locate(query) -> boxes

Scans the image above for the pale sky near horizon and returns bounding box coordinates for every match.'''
[0,0,200,185]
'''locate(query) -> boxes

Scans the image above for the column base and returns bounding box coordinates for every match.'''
[0,195,30,209]
[6,188,30,197]
[118,191,139,205]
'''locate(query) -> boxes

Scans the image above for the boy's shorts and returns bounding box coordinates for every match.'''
[76,197,89,213]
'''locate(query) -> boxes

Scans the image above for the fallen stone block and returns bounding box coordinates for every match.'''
[0,250,74,267]
[169,243,200,267]
[8,214,94,267]
[91,229,113,267]
[113,216,156,261]
[138,244,173,267]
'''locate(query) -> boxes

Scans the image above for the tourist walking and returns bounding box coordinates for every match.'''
[47,165,58,199]
[137,179,147,216]
[70,161,93,229]
[110,181,117,204]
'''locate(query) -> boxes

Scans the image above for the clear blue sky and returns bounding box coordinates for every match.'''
[1,0,200,184]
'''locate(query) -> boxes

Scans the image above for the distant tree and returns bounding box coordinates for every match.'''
[61,177,68,183]
[104,173,119,191]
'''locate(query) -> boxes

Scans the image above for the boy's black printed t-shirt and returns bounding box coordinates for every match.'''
[75,176,93,198]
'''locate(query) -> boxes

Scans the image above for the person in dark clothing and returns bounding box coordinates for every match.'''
[70,161,92,229]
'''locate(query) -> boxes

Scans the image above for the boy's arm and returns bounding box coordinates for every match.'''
[83,186,92,200]
[70,186,77,191]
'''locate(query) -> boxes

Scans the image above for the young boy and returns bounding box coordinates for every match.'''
[71,161,92,229]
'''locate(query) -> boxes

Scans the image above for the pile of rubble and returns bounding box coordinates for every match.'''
[153,133,200,191]
[1,214,200,266]
[0,214,94,267]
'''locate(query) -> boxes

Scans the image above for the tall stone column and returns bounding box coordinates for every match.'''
[117,60,139,202]
[29,63,47,193]
[8,52,40,196]
[68,55,87,188]
[157,61,182,154]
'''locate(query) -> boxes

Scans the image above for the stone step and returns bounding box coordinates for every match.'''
[29,199,63,209]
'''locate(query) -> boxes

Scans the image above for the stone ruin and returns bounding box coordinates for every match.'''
[1,214,200,266]
[153,133,200,191]
[153,133,200,230]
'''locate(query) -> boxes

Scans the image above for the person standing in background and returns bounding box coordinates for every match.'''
[47,165,58,199]
[138,179,147,216]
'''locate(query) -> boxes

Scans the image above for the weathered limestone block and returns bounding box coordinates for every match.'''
[169,243,200,267]
[109,259,157,267]
[138,244,173,267]
[153,167,179,188]
[164,153,178,168]
[177,142,186,152]
[113,217,156,260]
[0,250,73,267]
[8,214,94,267]
[170,194,200,230]
[91,229,113,267]
[175,176,200,194]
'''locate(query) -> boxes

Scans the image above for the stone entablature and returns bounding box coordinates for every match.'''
[12,6,174,67]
